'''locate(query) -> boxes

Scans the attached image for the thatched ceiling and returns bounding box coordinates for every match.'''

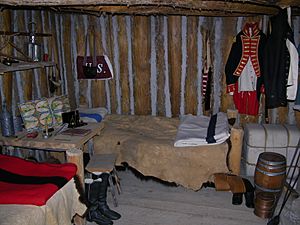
[0,0,300,16]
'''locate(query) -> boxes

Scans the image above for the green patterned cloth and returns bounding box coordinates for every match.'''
[18,95,71,131]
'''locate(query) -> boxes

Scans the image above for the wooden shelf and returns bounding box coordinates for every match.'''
[0,31,52,37]
[0,61,56,75]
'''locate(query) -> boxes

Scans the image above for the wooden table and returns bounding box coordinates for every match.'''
[0,122,104,185]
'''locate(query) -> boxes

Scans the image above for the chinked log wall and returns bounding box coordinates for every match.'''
[0,9,299,125]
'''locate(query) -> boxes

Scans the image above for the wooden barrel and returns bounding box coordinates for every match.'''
[254,152,286,194]
[254,192,276,219]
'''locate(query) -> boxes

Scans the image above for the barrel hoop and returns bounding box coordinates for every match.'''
[259,157,286,166]
[258,163,286,170]
[255,184,282,192]
[255,167,286,176]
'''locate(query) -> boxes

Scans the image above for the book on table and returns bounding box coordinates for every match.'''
[60,128,91,136]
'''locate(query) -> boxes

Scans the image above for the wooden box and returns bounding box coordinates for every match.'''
[242,123,300,185]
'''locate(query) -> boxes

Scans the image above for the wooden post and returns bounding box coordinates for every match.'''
[62,14,77,109]
[185,16,198,115]
[169,16,182,117]
[156,16,166,116]
[75,14,86,108]
[1,10,13,107]
[229,127,244,175]
[118,16,130,114]
[220,17,238,114]
[92,16,106,108]
[49,12,61,96]
[33,11,47,98]
[107,15,118,114]
[66,148,84,188]
[133,15,151,115]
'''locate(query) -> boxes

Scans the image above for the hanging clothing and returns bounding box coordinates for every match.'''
[286,37,299,100]
[225,22,266,115]
[286,8,299,101]
[233,83,260,116]
[202,36,212,111]
[293,45,300,111]
[238,60,257,92]
[263,8,298,109]
[202,67,212,111]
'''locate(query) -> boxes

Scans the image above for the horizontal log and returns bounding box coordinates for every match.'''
[2,0,299,7]
[1,0,292,16]
[59,4,279,16]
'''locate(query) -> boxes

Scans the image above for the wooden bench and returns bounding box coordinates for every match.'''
[86,153,120,207]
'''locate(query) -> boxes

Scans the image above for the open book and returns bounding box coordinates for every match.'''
[60,128,91,136]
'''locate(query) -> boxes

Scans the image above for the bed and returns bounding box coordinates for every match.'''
[93,114,242,191]
[0,179,86,225]
[0,155,87,225]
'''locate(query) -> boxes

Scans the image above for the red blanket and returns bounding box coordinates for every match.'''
[0,154,77,206]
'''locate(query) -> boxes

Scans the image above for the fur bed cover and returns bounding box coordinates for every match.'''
[94,115,229,191]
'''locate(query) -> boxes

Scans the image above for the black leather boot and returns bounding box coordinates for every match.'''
[242,178,255,208]
[232,193,243,205]
[85,181,113,225]
[97,173,121,220]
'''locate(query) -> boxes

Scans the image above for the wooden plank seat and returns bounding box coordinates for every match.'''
[86,153,120,207]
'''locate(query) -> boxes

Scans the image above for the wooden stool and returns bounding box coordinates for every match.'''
[86,153,121,207]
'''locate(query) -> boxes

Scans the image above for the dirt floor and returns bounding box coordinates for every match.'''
[87,167,271,225]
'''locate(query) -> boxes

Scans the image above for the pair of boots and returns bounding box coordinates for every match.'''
[232,178,255,208]
[85,173,121,225]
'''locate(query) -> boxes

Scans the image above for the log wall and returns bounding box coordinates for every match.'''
[0,9,299,125]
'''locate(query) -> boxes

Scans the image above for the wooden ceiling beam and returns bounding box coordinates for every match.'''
[58,4,279,17]
[2,0,298,7]
[0,0,298,16]
[0,0,280,7]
